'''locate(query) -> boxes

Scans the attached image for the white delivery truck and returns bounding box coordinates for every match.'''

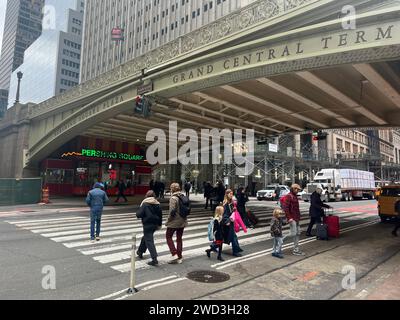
[302,169,376,202]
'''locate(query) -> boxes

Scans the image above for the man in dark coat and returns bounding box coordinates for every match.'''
[136,191,163,266]
[184,181,191,198]
[115,180,128,203]
[204,182,213,209]
[306,185,332,237]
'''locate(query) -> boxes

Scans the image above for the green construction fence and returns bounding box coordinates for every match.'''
[0,178,42,206]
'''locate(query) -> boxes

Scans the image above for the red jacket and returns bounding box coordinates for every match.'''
[282,192,301,222]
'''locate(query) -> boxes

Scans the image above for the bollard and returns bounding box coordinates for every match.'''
[127,233,139,294]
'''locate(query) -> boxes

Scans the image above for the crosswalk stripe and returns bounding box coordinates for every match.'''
[27,211,270,233]
[6,206,378,273]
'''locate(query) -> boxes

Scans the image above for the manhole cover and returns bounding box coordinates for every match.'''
[187,270,230,283]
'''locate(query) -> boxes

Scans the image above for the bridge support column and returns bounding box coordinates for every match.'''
[0,103,38,179]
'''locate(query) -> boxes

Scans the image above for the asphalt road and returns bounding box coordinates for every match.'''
[0,198,397,300]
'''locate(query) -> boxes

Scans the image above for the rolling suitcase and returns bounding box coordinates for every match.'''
[324,210,340,238]
[316,223,329,240]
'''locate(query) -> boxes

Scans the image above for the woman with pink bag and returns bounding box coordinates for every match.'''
[222,189,246,257]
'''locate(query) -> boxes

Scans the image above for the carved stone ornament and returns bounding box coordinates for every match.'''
[31,0,314,119]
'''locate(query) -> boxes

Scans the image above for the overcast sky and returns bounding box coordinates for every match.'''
[0,0,6,54]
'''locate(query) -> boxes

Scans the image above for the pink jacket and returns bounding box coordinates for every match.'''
[233,202,247,233]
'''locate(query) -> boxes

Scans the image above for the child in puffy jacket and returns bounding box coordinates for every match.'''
[206,206,225,261]
[270,208,286,259]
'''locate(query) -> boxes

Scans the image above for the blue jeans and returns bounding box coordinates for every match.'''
[283,221,301,252]
[272,237,283,254]
[231,232,240,254]
[90,209,103,240]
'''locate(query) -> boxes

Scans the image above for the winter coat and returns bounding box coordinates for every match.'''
[212,218,224,242]
[136,197,163,232]
[118,182,126,193]
[309,191,330,218]
[165,192,188,229]
[270,216,284,238]
[282,191,301,222]
[217,185,226,203]
[86,188,109,211]
[222,202,235,245]
[236,192,249,214]
[204,183,213,198]
[233,208,248,234]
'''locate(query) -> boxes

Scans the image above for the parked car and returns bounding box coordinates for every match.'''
[257,185,290,201]
[297,189,306,200]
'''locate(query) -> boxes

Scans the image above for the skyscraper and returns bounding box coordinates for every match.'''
[80,0,256,82]
[0,0,45,115]
[7,0,85,107]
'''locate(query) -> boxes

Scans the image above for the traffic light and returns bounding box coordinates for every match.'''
[109,169,117,180]
[312,131,328,141]
[135,95,143,113]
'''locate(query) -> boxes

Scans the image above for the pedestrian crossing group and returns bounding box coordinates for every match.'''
[5,206,377,273]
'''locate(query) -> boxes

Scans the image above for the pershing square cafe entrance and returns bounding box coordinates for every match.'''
[40,136,151,196]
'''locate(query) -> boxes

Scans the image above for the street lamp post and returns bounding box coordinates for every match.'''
[15,71,23,104]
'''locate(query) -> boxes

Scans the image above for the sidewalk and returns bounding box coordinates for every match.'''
[0,193,207,212]
[126,222,400,300]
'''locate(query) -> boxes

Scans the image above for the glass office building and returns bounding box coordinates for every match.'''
[0,0,44,110]
[7,0,84,108]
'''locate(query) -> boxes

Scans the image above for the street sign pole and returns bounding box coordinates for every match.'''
[127,234,139,294]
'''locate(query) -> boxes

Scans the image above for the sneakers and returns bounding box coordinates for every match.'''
[147,259,158,266]
[168,255,179,264]
[176,258,183,264]
[90,239,96,243]
[205,249,211,258]
[272,253,284,259]
[293,250,305,256]
[237,248,244,253]
[233,252,242,257]
[96,236,101,241]
[136,251,143,259]
[217,256,225,261]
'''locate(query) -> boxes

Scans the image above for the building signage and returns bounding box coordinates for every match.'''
[111,27,124,41]
[168,22,398,85]
[137,82,154,95]
[81,149,144,161]
[53,95,124,138]
[269,143,278,153]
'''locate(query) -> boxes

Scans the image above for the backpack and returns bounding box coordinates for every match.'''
[176,194,191,218]
[280,194,288,209]
[207,219,215,241]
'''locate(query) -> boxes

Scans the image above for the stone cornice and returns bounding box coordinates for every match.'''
[30,0,317,119]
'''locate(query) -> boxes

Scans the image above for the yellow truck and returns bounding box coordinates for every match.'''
[377,185,400,222]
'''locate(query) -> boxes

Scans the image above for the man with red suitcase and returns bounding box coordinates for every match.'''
[282,184,305,256]
[306,185,332,237]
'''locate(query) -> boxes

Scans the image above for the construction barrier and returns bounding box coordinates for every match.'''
[41,187,50,204]
[0,178,42,206]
